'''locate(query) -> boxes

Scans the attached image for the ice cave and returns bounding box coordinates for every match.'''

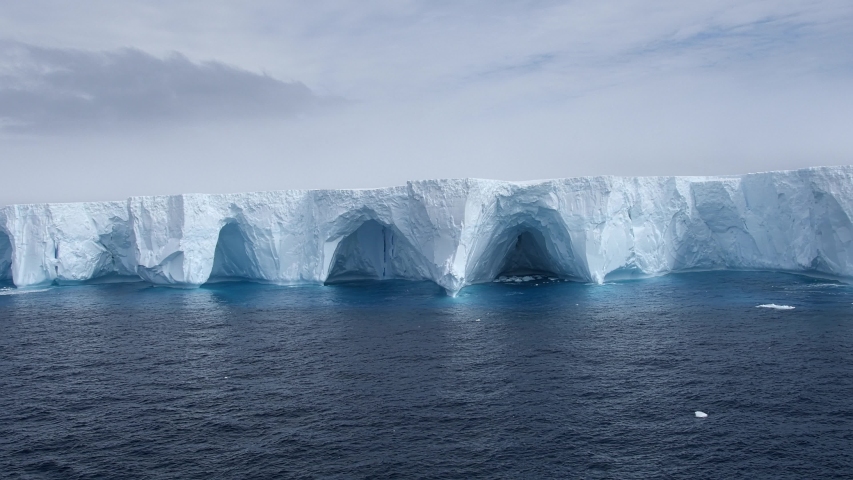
[493,228,560,278]
[467,213,580,285]
[324,220,420,284]
[209,222,261,282]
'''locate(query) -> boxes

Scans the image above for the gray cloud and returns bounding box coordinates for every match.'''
[0,2,852,208]
[0,42,336,132]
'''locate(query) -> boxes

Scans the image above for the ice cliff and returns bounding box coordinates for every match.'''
[2,166,853,295]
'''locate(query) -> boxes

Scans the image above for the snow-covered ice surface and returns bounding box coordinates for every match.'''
[3,166,853,295]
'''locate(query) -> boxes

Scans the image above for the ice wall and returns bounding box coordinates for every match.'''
[2,166,853,294]
[0,222,12,281]
[0,201,134,286]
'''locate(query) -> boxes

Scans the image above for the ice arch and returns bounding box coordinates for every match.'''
[498,229,557,276]
[466,214,581,284]
[324,220,424,284]
[209,222,262,282]
[0,230,12,282]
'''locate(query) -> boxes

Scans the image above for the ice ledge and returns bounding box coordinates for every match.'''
[2,166,853,295]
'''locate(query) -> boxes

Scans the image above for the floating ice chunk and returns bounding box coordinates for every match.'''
[695,411,708,418]
[757,304,795,310]
[0,288,51,296]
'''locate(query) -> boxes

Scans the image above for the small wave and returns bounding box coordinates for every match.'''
[757,304,795,310]
[785,283,846,291]
[0,288,51,296]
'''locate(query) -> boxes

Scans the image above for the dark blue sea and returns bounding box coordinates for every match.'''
[1,271,852,479]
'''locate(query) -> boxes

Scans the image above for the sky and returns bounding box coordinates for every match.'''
[1,0,852,206]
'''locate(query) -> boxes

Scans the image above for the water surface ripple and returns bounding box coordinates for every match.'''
[1,272,852,478]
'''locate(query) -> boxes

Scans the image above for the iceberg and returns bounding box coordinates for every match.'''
[2,166,853,295]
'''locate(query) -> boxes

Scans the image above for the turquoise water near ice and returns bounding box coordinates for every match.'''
[1,272,852,478]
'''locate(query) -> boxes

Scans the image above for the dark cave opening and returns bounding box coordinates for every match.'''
[0,230,12,283]
[325,220,394,284]
[494,229,561,278]
[209,222,259,281]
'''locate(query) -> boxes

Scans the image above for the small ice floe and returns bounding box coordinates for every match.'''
[757,304,795,310]
[0,288,51,296]
[496,275,553,284]
[695,411,708,418]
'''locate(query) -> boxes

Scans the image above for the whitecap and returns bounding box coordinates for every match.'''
[757,304,795,310]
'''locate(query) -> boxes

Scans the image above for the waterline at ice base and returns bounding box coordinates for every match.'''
[2,166,853,295]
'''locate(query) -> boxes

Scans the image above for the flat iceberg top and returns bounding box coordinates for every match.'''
[2,165,853,293]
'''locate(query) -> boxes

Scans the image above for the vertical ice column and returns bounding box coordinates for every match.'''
[131,194,225,286]
[2,205,57,287]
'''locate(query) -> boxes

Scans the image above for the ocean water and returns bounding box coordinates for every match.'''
[1,272,852,479]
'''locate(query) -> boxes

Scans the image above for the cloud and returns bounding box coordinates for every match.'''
[0,41,338,132]
[0,1,851,207]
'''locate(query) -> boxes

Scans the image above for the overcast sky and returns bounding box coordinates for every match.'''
[1,1,852,206]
